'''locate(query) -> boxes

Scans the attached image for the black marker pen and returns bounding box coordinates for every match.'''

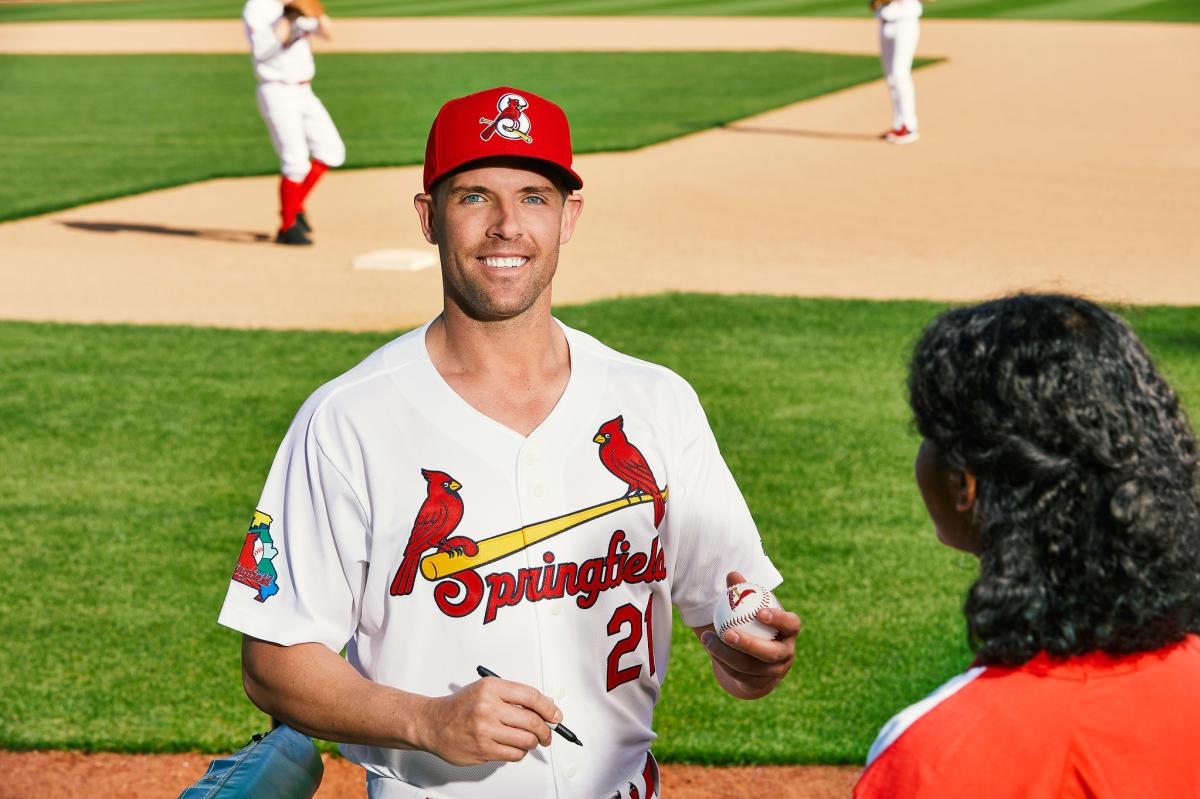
[476,665,583,746]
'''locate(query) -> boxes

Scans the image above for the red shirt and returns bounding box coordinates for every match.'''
[855,636,1200,798]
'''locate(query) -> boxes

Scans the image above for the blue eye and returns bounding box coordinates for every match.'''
[523,195,546,204]
[463,194,484,203]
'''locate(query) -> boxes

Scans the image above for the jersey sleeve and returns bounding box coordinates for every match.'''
[217,398,369,653]
[667,385,782,627]
[878,0,923,21]
[242,0,285,62]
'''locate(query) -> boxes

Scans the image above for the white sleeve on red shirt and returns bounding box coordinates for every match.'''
[866,666,986,765]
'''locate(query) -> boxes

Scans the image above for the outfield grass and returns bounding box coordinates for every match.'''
[1,295,1196,760]
[0,0,1195,22]
[0,50,889,222]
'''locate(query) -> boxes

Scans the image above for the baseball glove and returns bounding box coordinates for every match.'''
[869,0,892,9]
[285,0,325,18]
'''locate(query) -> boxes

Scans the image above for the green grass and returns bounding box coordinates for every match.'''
[2,295,1197,760]
[0,50,889,222]
[0,0,1196,22]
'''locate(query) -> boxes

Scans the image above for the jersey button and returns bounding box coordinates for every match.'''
[532,484,544,498]
[551,603,562,616]
[566,765,578,778]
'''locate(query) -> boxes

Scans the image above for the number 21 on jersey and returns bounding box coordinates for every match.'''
[606,594,656,691]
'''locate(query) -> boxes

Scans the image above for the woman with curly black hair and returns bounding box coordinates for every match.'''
[855,294,1200,798]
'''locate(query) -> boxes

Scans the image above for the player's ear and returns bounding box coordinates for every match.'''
[558,192,584,246]
[414,193,438,245]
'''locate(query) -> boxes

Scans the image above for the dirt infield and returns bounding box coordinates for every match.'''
[0,751,860,799]
[0,14,1197,799]
[0,19,1197,330]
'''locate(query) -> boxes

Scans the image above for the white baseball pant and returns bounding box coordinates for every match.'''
[256,81,345,181]
[880,17,920,131]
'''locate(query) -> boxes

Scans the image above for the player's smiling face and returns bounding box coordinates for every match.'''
[416,161,584,322]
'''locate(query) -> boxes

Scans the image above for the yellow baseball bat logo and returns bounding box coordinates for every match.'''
[420,489,668,580]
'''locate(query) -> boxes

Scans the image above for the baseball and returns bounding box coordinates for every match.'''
[713,582,782,642]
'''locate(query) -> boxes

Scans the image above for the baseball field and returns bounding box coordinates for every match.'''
[0,1,1197,797]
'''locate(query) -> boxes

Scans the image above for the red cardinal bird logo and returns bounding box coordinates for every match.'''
[593,416,665,528]
[390,469,479,597]
[480,98,522,141]
[730,588,756,609]
[479,94,532,143]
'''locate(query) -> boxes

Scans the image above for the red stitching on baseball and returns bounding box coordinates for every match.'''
[717,589,775,637]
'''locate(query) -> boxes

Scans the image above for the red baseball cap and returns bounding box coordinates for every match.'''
[422,86,584,193]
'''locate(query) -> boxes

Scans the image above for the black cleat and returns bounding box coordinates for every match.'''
[295,211,313,233]
[275,223,312,246]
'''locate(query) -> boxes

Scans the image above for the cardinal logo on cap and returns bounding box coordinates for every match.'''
[479,93,533,144]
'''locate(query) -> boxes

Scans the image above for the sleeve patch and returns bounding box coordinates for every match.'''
[231,510,281,603]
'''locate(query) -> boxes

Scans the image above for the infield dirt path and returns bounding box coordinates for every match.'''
[0,14,1195,799]
[0,751,860,799]
[0,18,1197,331]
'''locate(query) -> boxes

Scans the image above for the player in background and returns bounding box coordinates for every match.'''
[872,0,922,144]
[856,294,1200,797]
[242,0,345,246]
[217,86,800,798]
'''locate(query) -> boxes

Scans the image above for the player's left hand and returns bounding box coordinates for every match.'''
[697,571,801,700]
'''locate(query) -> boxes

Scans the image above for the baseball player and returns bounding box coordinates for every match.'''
[872,0,922,143]
[242,0,345,245]
[218,86,800,798]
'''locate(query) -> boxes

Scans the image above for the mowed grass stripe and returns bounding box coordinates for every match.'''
[943,0,1139,18]
[1,296,1197,758]
[0,50,887,222]
[1107,0,1200,21]
[0,0,1196,21]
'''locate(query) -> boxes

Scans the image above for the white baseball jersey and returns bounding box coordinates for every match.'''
[875,0,922,22]
[242,0,345,182]
[218,319,781,799]
[243,0,314,84]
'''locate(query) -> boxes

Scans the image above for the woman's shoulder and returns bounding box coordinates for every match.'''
[855,640,1200,798]
[855,661,1081,797]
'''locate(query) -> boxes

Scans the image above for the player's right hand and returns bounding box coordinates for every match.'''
[292,15,320,33]
[418,677,562,766]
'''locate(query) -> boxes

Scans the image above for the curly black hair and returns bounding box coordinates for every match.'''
[908,294,1200,665]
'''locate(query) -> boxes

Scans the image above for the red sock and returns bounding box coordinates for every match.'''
[279,176,306,232]
[297,159,330,214]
